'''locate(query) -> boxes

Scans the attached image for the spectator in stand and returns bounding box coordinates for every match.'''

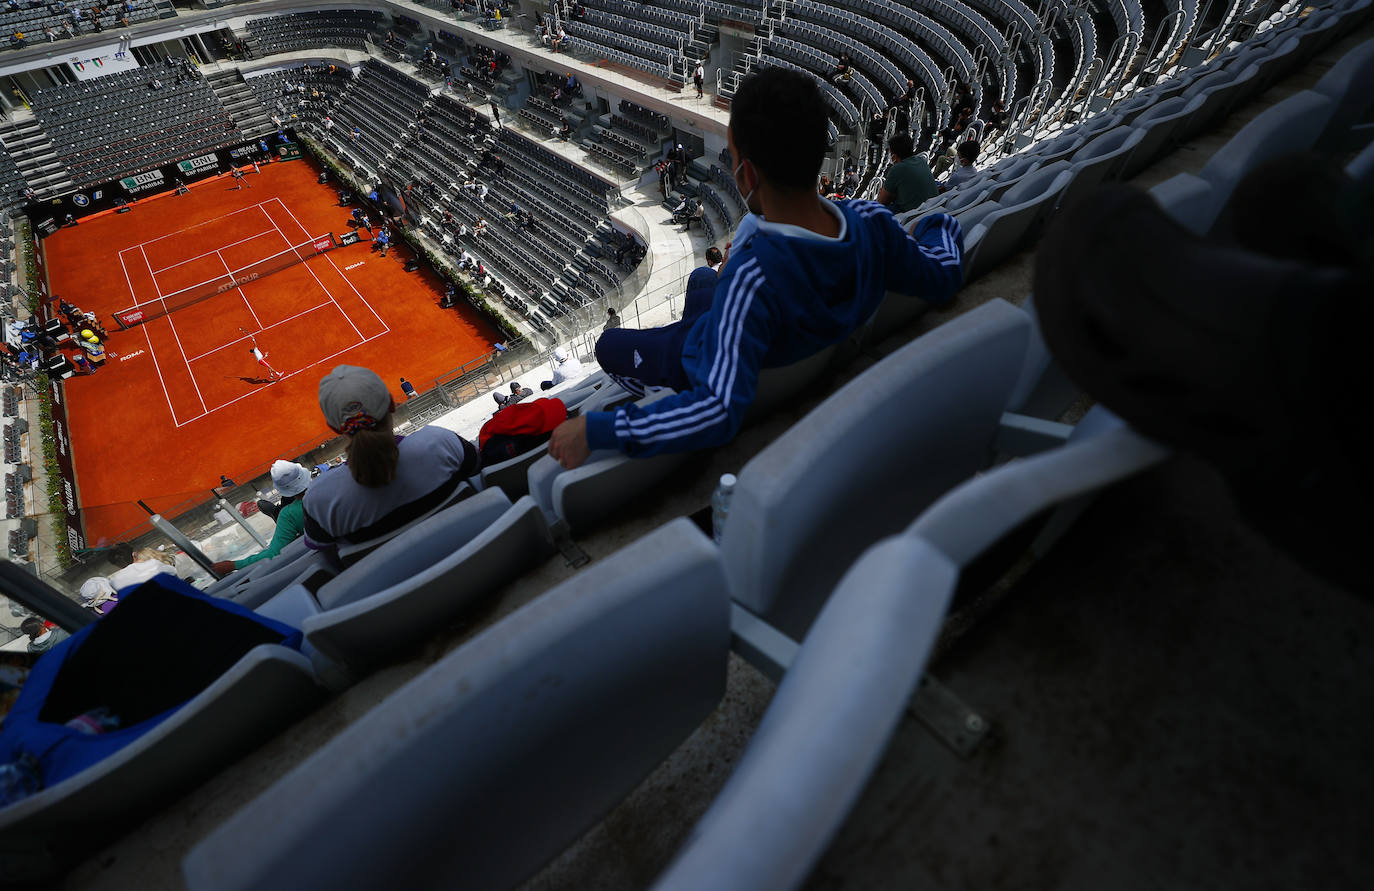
[489,99,500,126]
[987,98,1009,131]
[557,118,573,139]
[540,347,584,390]
[878,132,938,213]
[547,67,963,468]
[106,544,185,592]
[866,109,887,165]
[473,217,488,237]
[683,245,727,320]
[830,52,852,83]
[301,366,480,556]
[20,618,68,654]
[942,140,980,192]
[551,24,566,52]
[400,377,418,399]
[209,461,312,576]
[604,307,621,330]
[693,62,705,99]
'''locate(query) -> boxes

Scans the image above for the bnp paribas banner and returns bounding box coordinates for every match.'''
[68,46,142,81]
[23,135,292,236]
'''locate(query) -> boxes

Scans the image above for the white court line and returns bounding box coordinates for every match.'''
[120,249,180,426]
[183,300,336,362]
[269,197,389,334]
[142,324,181,428]
[216,249,265,331]
[135,201,278,249]
[257,202,366,341]
[142,244,208,416]
[171,308,391,428]
[150,229,277,275]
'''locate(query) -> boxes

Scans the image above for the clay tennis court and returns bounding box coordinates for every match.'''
[40,157,500,545]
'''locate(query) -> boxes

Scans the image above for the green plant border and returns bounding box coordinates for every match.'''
[32,387,71,570]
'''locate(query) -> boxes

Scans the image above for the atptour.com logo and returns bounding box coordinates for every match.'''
[52,419,67,457]
[216,272,260,294]
[63,479,76,516]
[67,526,84,551]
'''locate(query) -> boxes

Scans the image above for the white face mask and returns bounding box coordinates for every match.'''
[732,159,757,213]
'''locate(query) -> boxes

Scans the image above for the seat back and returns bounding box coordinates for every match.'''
[1119,93,1207,178]
[316,487,513,611]
[1061,126,1145,210]
[332,481,475,566]
[184,519,730,891]
[1313,36,1374,150]
[721,299,1031,637]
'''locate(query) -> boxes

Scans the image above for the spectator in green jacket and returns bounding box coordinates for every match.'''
[878,132,938,213]
[210,461,312,576]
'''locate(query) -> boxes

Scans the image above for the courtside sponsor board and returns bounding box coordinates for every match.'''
[46,378,86,550]
[120,169,166,194]
[177,153,220,176]
[113,307,146,327]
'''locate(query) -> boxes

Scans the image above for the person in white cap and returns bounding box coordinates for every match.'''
[540,346,583,390]
[210,459,313,576]
[301,365,479,558]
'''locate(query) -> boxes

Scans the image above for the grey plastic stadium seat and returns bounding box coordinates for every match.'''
[334,481,474,566]
[227,548,338,610]
[1313,37,1374,150]
[527,351,839,534]
[1004,297,1081,419]
[257,489,554,684]
[651,535,961,891]
[1346,136,1374,183]
[961,162,1076,280]
[1060,126,1146,210]
[183,519,730,891]
[1154,90,1335,234]
[654,408,1166,891]
[981,153,1043,200]
[479,443,550,499]
[0,645,321,866]
[1118,93,1207,179]
[720,298,1031,639]
[1027,130,1089,166]
[909,406,1169,565]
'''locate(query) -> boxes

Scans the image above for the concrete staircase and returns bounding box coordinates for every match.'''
[206,70,274,139]
[0,117,74,199]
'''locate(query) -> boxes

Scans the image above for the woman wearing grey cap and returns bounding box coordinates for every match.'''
[300,365,480,560]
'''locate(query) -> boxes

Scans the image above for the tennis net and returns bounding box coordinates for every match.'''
[112,233,339,329]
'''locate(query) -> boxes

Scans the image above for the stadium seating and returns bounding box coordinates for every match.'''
[0,0,159,53]
[652,409,1168,890]
[0,644,322,864]
[245,9,382,55]
[258,489,555,687]
[183,518,731,891]
[29,66,242,186]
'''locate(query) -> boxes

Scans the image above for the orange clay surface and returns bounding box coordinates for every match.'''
[41,158,499,544]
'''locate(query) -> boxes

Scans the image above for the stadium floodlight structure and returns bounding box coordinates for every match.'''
[111,234,340,329]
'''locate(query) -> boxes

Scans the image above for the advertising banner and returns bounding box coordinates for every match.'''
[23,135,289,237]
[45,377,86,554]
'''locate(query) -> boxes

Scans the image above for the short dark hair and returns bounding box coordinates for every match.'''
[108,543,134,568]
[20,617,44,638]
[958,141,980,164]
[730,68,828,191]
[705,246,723,266]
[887,132,915,160]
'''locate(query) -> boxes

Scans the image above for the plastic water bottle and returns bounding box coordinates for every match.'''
[65,707,120,736]
[0,753,42,806]
[711,473,737,544]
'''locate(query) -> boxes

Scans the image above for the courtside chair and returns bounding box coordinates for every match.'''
[254,488,554,689]
[184,519,730,891]
[719,298,1033,640]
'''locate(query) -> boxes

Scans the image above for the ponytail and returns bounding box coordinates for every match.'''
[345,414,399,487]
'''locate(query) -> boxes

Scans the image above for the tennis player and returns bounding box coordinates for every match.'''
[247,333,282,381]
[232,167,250,190]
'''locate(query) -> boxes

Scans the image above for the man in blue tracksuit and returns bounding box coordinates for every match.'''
[548,68,964,468]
